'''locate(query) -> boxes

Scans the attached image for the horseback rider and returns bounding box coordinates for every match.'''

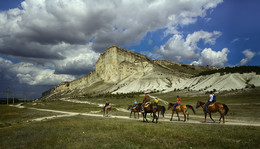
[154,97,159,106]
[205,91,214,113]
[142,92,150,112]
[132,99,137,110]
[174,95,181,111]
[103,100,109,111]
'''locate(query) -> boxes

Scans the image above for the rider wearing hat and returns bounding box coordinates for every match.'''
[141,92,150,112]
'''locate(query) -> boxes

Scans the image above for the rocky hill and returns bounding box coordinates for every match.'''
[41,46,260,99]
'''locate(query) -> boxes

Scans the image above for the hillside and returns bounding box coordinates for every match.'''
[41,46,260,99]
[153,60,218,76]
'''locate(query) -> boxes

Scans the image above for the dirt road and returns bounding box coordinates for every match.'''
[10,101,260,127]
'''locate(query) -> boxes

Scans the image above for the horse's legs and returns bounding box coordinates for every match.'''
[134,112,136,118]
[146,113,148,122]
[183,111,186,122]
[143,112,148,122]
[177,112,180,121]
[219,110,222,121]
[209,113,215,122]
[170,111,174,121]
[152,112,155,123]
[104,108,107,117]
[204,113,207,123]
[153,112,158,123]
[143,112,147,122]
[130,111,132,118]
[218,110,225,123]
[155,113,158,123]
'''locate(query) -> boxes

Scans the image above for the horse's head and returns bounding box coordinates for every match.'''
[127,105,132,110]
[196,101,203,109]
[168,103,174,110]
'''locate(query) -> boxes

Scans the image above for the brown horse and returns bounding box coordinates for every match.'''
[196,101,229,123]
[157,105,166,118]
[127,103,142,119]
[142,103,161,123]
[103,106,111,117]
[168,103,196,122]
[149,105,166,118]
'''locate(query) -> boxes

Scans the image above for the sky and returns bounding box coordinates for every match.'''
[0,0,259,99]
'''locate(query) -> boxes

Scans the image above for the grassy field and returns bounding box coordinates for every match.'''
[0,88,260,148]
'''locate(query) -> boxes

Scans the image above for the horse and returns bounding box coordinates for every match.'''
[196,101,229,123]
[103,105,111,117]
[142,103,161,123]
[156,105,166,118]
[168,103,196,122]
[127,103,142,119]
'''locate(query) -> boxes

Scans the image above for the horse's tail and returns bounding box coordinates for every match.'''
[138,103,142,112]
[186,105,196,114]
[223,104,229,115]
[161,106,165,117]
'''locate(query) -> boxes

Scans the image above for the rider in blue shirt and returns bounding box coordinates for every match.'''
[132,100,137,110]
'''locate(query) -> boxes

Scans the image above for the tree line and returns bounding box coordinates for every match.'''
[196,66,260,76]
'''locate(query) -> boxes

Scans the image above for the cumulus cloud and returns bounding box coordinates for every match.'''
[156,30,222,62]
[239,49,256,65]
[191,48,229,67]
[0,57,76,85]
[0,0,224,98]
[0,0,223,55]
[0,0,223,76]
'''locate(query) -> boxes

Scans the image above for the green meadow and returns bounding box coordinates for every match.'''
[0,88,260,149]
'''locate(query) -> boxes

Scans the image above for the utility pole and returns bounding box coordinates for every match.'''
[13,91,15,104]
[7,87,9,105]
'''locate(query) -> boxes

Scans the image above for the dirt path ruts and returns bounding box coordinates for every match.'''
[10,103,260,127]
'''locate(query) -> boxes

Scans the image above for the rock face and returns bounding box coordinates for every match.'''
[95,46,154,83]
[42,46,260,99]
[42,46,182,99]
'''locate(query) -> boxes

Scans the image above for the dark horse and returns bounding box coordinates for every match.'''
[157,105,166,118]
[168,103,196,122]
[142,103,165,123]
[196,101,229,123]
[127,103,142,119]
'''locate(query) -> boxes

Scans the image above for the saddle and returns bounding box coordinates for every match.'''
[208,103,215,107]
[144,102,151,108]
[105,106,111,110]
[175,105,181,110]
